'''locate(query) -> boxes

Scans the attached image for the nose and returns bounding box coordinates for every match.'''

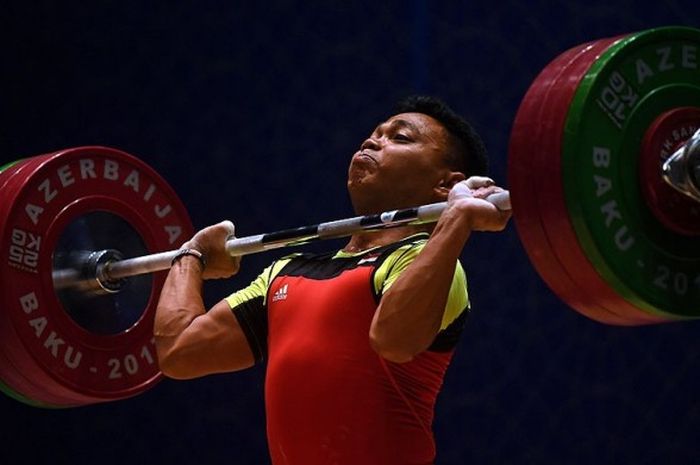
[360,136,381,151]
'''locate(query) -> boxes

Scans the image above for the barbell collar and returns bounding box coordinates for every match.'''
[51,249,126,293]
[663,128,700,203]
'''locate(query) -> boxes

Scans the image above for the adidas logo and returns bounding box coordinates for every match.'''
[272,284,289,302]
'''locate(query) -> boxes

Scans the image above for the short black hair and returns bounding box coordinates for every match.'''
[393,95,488,177]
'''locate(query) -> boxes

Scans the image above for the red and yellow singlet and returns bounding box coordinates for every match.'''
[226,234,469,465]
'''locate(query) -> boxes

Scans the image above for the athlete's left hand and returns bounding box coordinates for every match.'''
[447,178,511,231]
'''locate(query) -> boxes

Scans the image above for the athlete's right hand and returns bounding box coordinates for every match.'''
[182,220,241,279]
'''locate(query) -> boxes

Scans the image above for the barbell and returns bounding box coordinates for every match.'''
[1,26,699,408]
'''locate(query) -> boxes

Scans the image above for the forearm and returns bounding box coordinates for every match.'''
[154,257,206,361]
[370,206,472,362]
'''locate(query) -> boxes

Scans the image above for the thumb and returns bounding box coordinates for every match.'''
[448,181,475,201]
[219,220,236,239]
[465,176,495,190]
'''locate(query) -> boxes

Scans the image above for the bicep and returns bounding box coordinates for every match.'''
[377,241,470,330]
[160,299,256,379]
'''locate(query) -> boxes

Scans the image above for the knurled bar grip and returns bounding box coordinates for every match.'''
[53,191,511,289]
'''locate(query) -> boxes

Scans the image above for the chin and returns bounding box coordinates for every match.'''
[347,172,371,195]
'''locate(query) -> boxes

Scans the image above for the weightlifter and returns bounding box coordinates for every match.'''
[154,95,511,464]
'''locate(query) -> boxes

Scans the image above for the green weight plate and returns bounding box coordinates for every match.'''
[0,373,64,408]
[0,379,51,407]
[0,160,25,189]
[563,26,700,318]
[0,160,21,172]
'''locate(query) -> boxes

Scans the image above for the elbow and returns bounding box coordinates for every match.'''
[156,347,181,379]
[155,339,194,380]
[157,358,182,380]
[158,358,195,380]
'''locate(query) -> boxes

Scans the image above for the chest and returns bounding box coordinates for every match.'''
[266,264,380,355]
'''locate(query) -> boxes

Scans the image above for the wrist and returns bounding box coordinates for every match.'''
[441,201,476,233]
[171,248,207,271]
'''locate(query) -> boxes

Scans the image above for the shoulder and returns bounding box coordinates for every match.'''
[372,233,432,295]
[225,254,300,308]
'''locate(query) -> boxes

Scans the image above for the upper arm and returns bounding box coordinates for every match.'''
[158,299,256,379]
[375,241,470,330]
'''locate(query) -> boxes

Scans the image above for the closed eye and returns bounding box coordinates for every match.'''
[393,133,412,142]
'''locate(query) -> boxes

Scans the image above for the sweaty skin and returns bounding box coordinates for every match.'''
[154,111,511,373]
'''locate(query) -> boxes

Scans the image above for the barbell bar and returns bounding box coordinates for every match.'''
[1,25,699,408]
[51,191,512,292]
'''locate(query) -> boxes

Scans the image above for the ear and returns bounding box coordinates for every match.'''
[432,171,466,200]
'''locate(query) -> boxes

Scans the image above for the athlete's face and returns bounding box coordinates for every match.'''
[347,112,463,214]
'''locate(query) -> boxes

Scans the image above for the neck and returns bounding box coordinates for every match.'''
[342,225,430,253]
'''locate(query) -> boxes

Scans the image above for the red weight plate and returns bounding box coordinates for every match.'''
[0,156,82,406]
[534,34,669,324]
[0,153,101,405]
[0,147,193,405]
[0,341,72,407]
[639,106,700,236]
[509,38,630,324]
[509,36,665,325]
[0,147,191,401]
[0,157,49,234]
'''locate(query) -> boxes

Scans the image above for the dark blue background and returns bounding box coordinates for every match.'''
[2,2,699,464]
